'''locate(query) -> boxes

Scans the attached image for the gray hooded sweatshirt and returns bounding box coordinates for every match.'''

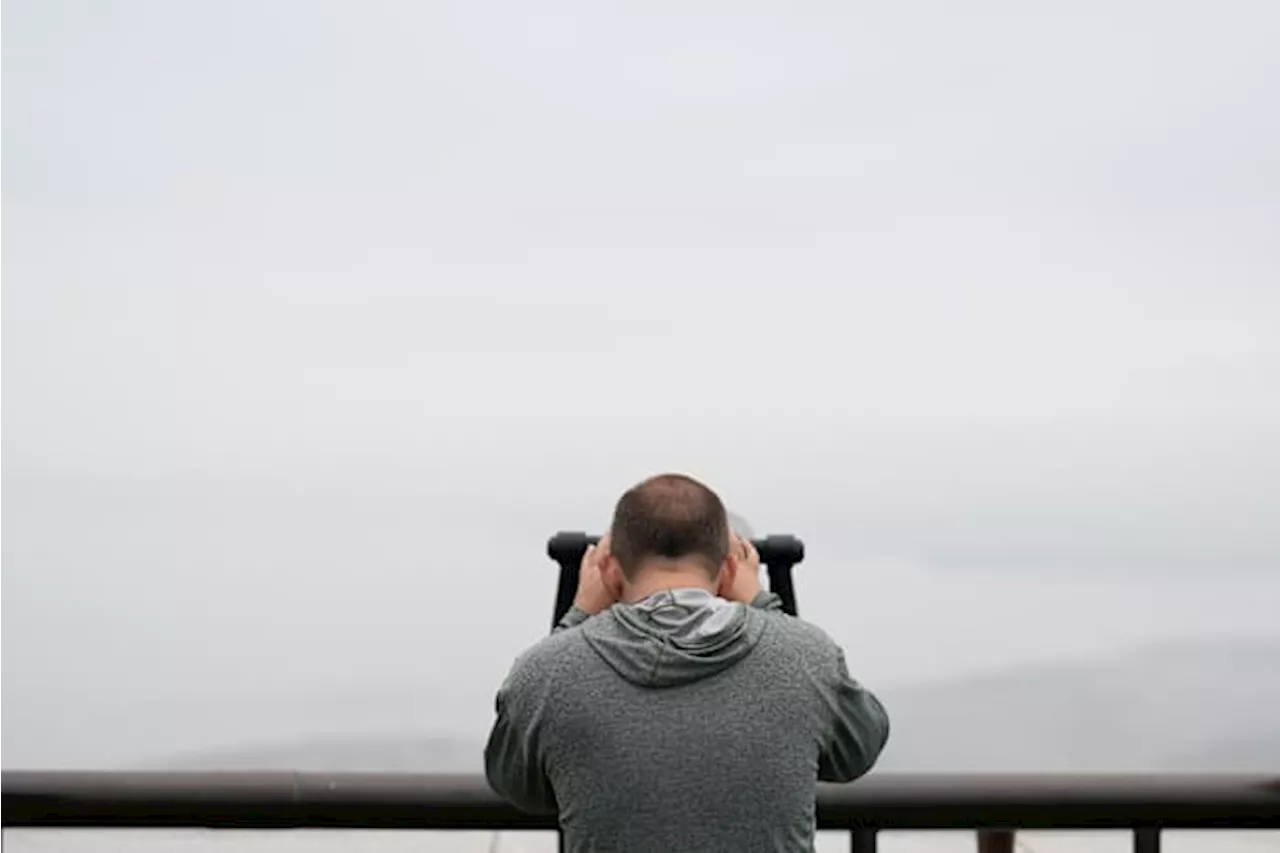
[484,589,890,853]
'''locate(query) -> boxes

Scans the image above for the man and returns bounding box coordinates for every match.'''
[484,473,890,852]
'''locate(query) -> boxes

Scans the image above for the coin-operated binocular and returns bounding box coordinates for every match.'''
[544,531,805,629]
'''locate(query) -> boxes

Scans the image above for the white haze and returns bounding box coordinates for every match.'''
[3,0,1280,785]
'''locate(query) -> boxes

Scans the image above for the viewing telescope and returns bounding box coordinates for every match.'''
[545,531,805,629]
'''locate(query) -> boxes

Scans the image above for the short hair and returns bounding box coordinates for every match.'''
[609,473,730,578]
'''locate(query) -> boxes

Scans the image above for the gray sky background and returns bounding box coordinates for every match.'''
[3,0,1279,767]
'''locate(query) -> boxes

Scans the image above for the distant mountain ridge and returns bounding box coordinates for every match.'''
[160,734,484,773]
[1165,731,1280,772]
[874,636,1280,772]
[162,637,1280,774]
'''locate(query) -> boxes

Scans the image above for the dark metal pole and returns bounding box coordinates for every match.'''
[1133,826,1161,853]
[977,829,1015,853]
[850,828,877,852]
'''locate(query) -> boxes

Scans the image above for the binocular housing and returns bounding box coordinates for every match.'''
[545,531,805,629]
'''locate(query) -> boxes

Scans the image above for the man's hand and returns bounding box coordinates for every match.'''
[721,534,764,603]
[573,535,621,616]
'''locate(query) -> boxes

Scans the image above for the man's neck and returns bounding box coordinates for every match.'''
[623,566,717,603]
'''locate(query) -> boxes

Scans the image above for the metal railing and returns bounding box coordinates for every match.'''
[4,771,1279,852]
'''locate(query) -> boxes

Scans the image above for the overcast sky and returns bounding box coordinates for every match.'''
[3,0,1279,767]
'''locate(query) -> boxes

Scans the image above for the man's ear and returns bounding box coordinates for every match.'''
[716,556,737,597]
[603,557,625,599]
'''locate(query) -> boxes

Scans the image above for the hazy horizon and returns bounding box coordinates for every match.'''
[4,0,1279,784]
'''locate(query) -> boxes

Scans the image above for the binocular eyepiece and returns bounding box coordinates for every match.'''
[547,531,803,568]
[545,531,805,628]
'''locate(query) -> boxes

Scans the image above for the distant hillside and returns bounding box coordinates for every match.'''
[160,734,483,773]
[874,636,1280,772]
[164,637,1280,774]
[1164,731,1280,772]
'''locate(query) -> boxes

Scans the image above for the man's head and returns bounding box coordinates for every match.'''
[606,473,732,592]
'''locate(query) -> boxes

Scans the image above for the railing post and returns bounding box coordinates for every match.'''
[1133,826,1160,853]
[977,829,1015,853]
[851,828,877,852]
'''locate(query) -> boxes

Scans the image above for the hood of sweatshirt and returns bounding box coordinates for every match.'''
[580,588,767,688]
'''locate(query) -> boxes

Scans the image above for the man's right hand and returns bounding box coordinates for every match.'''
[721,534,764,603]
[573,535,621,616]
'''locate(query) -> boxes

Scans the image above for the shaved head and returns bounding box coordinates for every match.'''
[608,473,731,578]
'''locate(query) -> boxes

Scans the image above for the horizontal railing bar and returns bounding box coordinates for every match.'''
[3,772,1278,831]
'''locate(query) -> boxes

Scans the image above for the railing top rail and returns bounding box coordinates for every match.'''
[5,771,1279,831]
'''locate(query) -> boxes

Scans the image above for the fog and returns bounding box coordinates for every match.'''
[3,0,1279,773]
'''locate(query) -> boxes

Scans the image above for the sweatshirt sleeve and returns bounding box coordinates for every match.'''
[749,589,786,612]
[817,647,891,783]
[483,654,559,814]
[553,605,592,633]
